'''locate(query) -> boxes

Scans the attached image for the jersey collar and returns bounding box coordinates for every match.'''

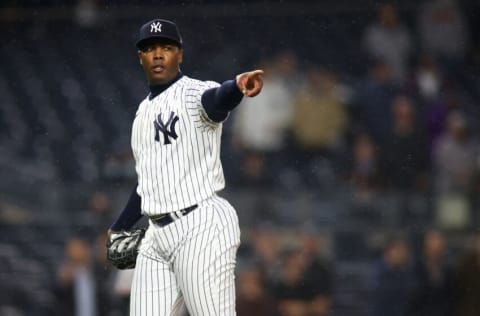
[148,71,183,100]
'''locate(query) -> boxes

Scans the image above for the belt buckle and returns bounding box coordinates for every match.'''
[170,210,182,221]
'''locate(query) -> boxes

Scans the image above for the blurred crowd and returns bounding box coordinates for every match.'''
[50,208,480,316]
[2,0,480,315]
[223,1,480,231]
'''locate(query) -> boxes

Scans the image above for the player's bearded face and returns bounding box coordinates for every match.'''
[138,40,183,85]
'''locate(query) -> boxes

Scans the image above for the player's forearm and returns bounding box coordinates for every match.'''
[201,79,244,122]
[110,184,143,231]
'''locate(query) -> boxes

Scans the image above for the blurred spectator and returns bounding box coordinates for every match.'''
[432,111,477,195]
[270,248,309,316]
[432,111,477,228]
[54,237,96,316]
[423,86,462,153]
[297,230,333,316]
[269,246,332,316]
[363,3,413,82]
[354,59,401,145]
[348,132,382,200]
[266,230,333,316]
[410,230,454,316]
[371,236,415,316]
[291,68,349,185]
[236,266,278,316]
[246,224,283,279]
[233,52,298,185]
[381,95,429,192]
[292,68,349,152]
[418,0,470,62]
[452,234,480,316]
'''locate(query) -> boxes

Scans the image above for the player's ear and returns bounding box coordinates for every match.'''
[137,50,143,65]
[178,48,183,64]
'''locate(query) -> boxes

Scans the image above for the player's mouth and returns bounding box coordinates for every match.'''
[151,65,165,73]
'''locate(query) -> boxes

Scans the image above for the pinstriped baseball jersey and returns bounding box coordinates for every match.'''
[131,76,225,216]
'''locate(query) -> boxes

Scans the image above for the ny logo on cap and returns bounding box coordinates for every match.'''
[150,21,162,33]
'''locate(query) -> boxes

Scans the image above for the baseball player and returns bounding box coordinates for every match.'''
[108,19,263,316]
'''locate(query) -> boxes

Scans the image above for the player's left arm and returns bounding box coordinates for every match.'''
[201,69,264,122]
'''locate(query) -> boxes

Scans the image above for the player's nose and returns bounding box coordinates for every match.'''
[152,46,164,59]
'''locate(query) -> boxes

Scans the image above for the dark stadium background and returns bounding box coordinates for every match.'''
[1,0,480,315]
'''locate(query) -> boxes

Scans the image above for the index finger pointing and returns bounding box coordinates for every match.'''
[247,69,264,79]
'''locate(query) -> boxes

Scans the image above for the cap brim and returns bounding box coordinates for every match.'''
[136,36,182,49]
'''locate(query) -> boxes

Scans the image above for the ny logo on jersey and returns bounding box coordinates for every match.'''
[154,111,179,145]
[150,22,162,33]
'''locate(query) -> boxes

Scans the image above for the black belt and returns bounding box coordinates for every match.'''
[150,204,198,227]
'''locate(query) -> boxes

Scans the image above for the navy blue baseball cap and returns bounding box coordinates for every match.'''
[136,19,183,49]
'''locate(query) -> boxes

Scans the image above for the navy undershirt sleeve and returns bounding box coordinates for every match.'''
[110,184,143,231]
[201,79,244,122]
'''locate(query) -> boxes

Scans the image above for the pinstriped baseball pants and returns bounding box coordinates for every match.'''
[130,194,241,316]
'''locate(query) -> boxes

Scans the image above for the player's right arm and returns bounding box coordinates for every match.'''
[109,184,143,233]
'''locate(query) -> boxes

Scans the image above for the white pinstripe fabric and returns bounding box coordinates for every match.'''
[130,195,240,316]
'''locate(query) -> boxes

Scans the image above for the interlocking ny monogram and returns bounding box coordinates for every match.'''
[150,22,162,33]
[154,111,179,145]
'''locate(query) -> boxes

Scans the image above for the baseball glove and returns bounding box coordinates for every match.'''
[106,229,145,269]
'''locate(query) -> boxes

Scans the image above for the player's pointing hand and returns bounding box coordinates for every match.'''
[236,69,264,97]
